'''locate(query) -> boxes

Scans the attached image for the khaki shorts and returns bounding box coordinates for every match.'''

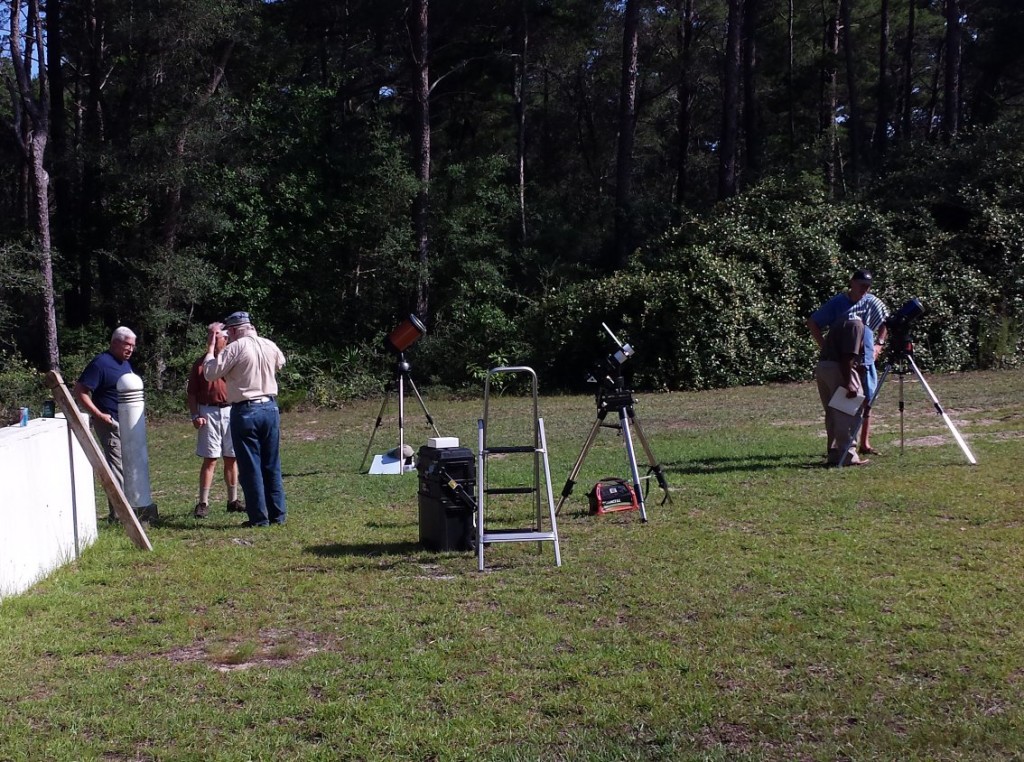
[196,404,235,458]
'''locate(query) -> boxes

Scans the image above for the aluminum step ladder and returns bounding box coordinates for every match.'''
[476,366,561,571]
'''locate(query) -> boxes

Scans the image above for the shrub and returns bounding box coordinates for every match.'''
[0,351,47,425]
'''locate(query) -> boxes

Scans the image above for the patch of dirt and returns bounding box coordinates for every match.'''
[988,430,1024,441]
[661,419,704,431]
[415,563,456,580]
[286,427,331,442]
[904,435,952,447]
[696,721,754,751]
[164,628,335,672]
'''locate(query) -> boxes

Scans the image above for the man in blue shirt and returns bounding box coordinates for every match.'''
[74,327,137,517]
[808,269,890,461]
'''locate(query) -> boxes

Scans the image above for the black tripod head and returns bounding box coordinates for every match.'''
[585,322,639,411]
[587,322,634,390]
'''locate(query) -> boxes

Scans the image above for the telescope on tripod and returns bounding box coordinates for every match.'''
[555,323,672,520]
[839,298,977,467]
[359,314,440,474]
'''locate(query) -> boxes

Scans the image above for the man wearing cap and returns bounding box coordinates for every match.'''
[202,312,287,527]
[846,270,889,454]
[187,328,244,519]
[808,269,890,465]
[810,269,890,456]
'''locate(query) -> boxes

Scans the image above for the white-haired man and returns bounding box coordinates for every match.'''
[74,326,137,519]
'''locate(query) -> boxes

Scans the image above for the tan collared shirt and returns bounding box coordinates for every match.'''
[202,333,286,403]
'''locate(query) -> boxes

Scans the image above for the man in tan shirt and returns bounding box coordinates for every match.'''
[203,311,287,527]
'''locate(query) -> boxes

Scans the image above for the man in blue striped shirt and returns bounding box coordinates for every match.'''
[808,269,890,456]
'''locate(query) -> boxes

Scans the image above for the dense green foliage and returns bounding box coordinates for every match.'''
[2,0,1023,414]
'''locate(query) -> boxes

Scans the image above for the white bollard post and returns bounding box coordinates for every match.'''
[117,373,158,521]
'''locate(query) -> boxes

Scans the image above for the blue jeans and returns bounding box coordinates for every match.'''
[229,400,286,525]
[860,362,879,404]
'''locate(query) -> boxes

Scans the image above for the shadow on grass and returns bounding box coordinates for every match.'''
[661,453,823,475]
[146,515,288,531]
[365,520,417,530]
[305,541,422,558]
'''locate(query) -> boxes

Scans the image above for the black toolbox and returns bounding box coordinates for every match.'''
[416,445,476,551]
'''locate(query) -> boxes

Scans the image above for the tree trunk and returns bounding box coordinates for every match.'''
[613,0,641,269]
[32,133,59,373]
[820,0,841,195]
[46,0,71,282]
[75,0,105,327]
[718,0,743,200]
[898,0,915,141]
[514,0,528,246]
[410,0,431,319]
[742,0,763,186]
[674,0,695,217]
[840,0,862,186]
[873,0,890,162]
[787,0,796,147]
[925,37,944,142]
[8,0,60,371]
[147,40,235,391]
[942,0,961,143]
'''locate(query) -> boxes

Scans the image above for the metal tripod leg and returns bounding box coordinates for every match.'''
[618,408,649,523]
[627,412,672,506]
[905,355,977,464]
[898,370,905,454]
[359,393,392,472]
[838,357,976,466]
[555,413,607,515]
[406,375,440,439]
[359,369,441,473]
[397,373,406,468]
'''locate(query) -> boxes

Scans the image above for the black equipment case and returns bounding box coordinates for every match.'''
[416,445,476,551]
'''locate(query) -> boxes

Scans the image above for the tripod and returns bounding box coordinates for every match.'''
[838,345,976,467]
[555,378,672,521]
[359,353,440,473]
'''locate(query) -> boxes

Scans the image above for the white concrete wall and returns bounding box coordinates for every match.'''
[0,416,97,600]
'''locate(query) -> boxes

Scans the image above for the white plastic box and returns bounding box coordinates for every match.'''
[0,417,96,600]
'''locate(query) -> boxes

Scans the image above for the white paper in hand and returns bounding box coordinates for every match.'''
[828,387,865,416]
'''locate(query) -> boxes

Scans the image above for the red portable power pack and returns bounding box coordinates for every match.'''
[587,478,639,515]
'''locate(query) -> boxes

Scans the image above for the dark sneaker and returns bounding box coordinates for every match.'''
[226,500,246,513]
[193,502,209,519]
[137,504,159,522]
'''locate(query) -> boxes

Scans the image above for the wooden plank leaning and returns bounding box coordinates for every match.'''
[44,370,153,551]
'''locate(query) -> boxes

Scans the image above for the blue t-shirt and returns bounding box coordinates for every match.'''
[78,351,134,418]
[811,294,878,367]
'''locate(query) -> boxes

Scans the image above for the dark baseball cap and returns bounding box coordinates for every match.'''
[223,311,251,327]
[851,269,873,283]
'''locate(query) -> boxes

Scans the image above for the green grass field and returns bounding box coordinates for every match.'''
[2,369,1023,761]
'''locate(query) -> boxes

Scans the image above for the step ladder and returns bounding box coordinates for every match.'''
[476,366,561,571]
